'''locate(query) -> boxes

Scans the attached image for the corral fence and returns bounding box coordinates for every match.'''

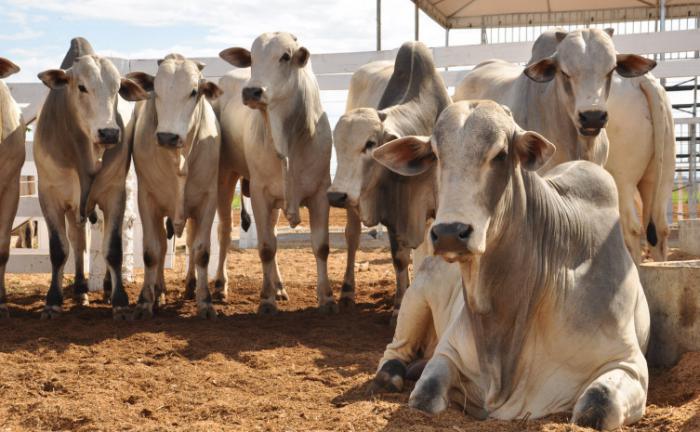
[7,26,700,275]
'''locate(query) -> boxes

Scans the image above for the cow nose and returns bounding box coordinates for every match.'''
[156,132,181,148]
[242,87,264,103]
[578,110,608,132]
[327,192,348,208]
[97,128,120,145]
[430,223,474,255]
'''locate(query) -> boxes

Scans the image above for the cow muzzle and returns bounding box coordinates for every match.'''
[242,86,266,109]
[431,222,474,262]
[97,128,120,147]
[327,191,348,208]
[577,110,608,136]
[156,132,183,149]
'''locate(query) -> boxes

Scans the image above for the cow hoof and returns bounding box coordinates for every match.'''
[408,379,449,415]
[133,303,154,320]
[287,212,301,228]
[338,296,355,309]
[40,305,62,320]
[184,278,196,300]
[211,290,228,303]
[0,304,9,319]
[76,293,90,307]
[258,302,278,315]
[573,386,614,430]
[102,292,112,305]
[197,303,218,320]
[276,288,289,301]
[318,301,339,315]
[373,360,407,393]
[112,307,131,321]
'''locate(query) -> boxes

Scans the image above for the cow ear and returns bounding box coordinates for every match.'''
[293,47,310,67]
[616,54,656,78]
[0,57,20,79]
[199,79,222,100]
[119,77,148,102]
[38,69,70,89]
[513,130,556,171]
[377,111,387,122]
[372,135,435,176]
[219,47,251,68]
[603,27,615,37]
[126,72,155,93]
[555,31,567,43]
[194,61,206,71]
[524,57,557,83]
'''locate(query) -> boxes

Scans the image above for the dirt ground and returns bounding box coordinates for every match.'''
[0,246,698,432]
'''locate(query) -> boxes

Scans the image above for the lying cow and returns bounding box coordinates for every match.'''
[454,28,656,172]
[372,100,650,430]
[218,32,334,314]
[34,38,147,319]
[127,54,222,319]
[0,57,25,318]
[525,29,675,262]
[328,42,450,322]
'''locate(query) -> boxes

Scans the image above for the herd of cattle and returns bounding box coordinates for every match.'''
[0,28,675,430]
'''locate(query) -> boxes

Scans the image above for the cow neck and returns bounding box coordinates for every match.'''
[465,164,590,413]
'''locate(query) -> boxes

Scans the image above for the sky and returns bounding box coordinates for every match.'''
[0,0,481,82]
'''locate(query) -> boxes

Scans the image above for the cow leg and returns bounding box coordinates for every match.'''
[41,206,68,319]
[389,230,411,326]
[66,216,89,306]
[0,180,19,318]
[134,200,163,320]
[308,189,336,313]
[183,219,196,300]
[616,183,642,265]
[100,192,129,320]
[213,170,238,302]
[155,220,167,309]
[339,208,361,308]
[251,189,283,315]
[189,212,217,320]
[572,368,647,430]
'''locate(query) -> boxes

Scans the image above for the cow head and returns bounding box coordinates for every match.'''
[0,57,20,79]
[373,100,555,262]
[524,28,655,137]
[38,55,147,165]
[327,108,396,210]
[129,54,221,150]
[220,32,310,110]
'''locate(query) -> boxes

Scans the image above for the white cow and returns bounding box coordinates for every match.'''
[217,33,335,314]
[372,100,650,431]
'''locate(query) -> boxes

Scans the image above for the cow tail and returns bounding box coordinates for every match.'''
[240,179,251,232]
[638,75,673,247]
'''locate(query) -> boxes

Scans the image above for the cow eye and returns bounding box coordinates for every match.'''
[280,53,291,62]
[493,150,507,162]
[190,89,197,98]
[363,140,376,153]
[78,84,88,93]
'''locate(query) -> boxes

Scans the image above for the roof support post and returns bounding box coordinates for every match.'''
[415,1,420,41]
[376,0,382,51]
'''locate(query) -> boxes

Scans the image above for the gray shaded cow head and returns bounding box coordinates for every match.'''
[38,55,147,163]
[327,108,396,209]
[219,32,310,110]
[373,100,555,261]
[524,28,655,137]
[0,57,20,79]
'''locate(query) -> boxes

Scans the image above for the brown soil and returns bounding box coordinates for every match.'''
[0,247,698,431]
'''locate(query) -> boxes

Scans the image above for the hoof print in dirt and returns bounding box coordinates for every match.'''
[133,304,154,320]
[197,304,218,320]
[318,301,339,315]
[258,302,278,315]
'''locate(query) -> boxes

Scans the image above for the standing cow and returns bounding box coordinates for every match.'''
[34,38,147,319]
[373,100,650,431]
[217,33,334,314]
[454,28,656,171]
[525,29,675,262]
[127,54,222,319]
[327,42,450,322]
[0,57,25,318]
